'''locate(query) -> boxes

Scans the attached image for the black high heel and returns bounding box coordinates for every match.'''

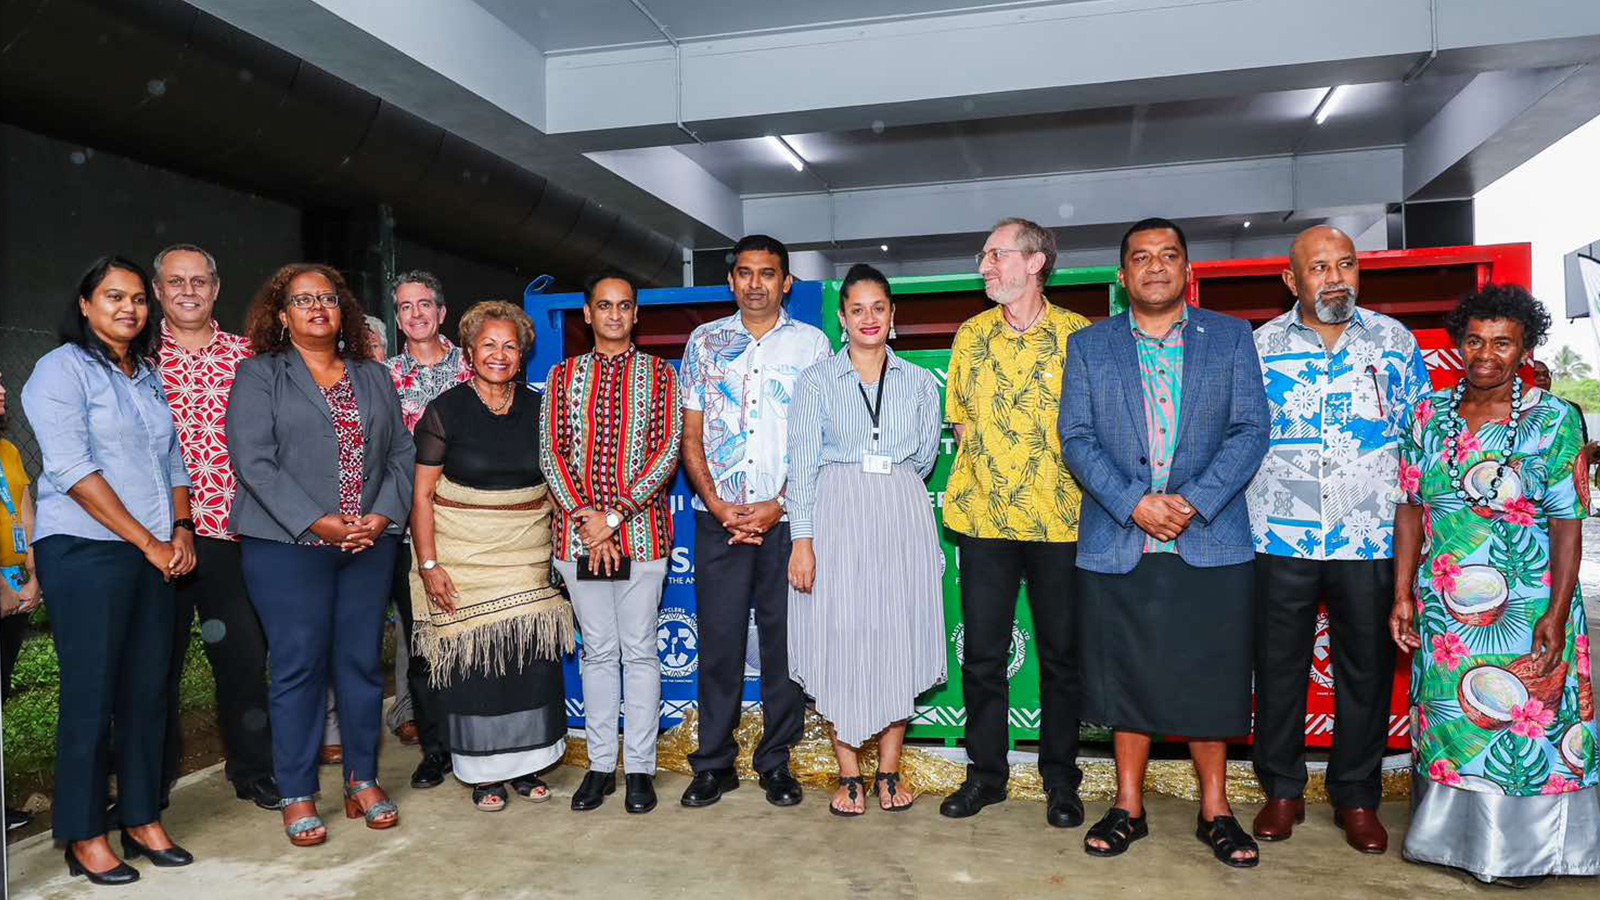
[120,830,195,867]
[64,845,140,885]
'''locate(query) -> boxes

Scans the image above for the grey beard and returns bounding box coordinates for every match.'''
[1314,288,1356,324]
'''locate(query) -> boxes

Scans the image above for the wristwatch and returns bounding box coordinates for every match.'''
[604,510,623,529]
[173,518,195,533]
[419,559,439,572]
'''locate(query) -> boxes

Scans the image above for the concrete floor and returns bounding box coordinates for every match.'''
[9,739,1599,900]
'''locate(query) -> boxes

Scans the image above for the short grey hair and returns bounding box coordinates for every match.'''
[363,314,388,355]
[992,217,1058,289]
[392,269,444,306]
[152,243,218,280]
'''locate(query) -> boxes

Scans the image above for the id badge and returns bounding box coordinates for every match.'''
[862,453,892,475]
[10,525,23,555]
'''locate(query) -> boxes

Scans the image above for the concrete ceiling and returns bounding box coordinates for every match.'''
[182,0,1600,280]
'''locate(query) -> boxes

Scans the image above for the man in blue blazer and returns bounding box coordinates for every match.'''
[1059,219,1269,867]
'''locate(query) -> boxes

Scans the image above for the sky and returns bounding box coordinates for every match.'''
[1474,112,1600,373]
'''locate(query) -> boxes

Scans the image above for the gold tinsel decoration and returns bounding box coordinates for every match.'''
[561,707,1412,803]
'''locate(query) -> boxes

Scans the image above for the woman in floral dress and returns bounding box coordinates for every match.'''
[1390,285,1598,884]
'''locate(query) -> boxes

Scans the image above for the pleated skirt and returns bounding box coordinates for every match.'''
[788,463,947,747]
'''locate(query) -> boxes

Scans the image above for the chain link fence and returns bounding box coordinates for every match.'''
[0,326,57,480]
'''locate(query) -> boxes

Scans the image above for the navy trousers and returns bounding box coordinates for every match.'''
[35,535,174,841]
[241,536,397,798]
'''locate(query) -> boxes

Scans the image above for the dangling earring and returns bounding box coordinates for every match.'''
[279,325,287,343]
[337,337,346,351]
[889,321,898,340]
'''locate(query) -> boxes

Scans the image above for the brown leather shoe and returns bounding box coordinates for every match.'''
[394,722,419,746]
[1252,797,1305,841]
[1333,806,1388,854]
[318,745,344,766]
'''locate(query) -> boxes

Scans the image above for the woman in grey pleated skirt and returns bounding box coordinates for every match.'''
[786,264,946,817]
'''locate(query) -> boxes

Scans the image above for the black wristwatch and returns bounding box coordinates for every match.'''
[173,518,196,533]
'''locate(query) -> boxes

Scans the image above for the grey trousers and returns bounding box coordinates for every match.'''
[554,557,667,775]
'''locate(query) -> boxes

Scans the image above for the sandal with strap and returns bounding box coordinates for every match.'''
[1084,807,1149,857]
[343,780,399,829]
[472,783,508,812]
[1196,813,1260,868]
[874,771,914,812]
[510,773,551,803]
[829,776,866,818]
[281,796,326,847]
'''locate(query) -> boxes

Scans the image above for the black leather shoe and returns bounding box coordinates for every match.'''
[410,752,451,789]
[65,846,140,885]
[757,766,804,807]
[939,780,1007,818]
[5,806,33,831]
[120,831,195,867]
[571,770,617,811]
[680,769,739,807]
[1047,787,1085,828]
[624,774,657,814]
[234,775,283,811]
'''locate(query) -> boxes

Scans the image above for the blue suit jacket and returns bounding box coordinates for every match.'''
[1059,306,1268,575]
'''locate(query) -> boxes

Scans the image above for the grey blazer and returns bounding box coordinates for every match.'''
[225,351,415,544]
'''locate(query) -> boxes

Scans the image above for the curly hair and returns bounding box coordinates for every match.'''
[458,300,536,359]
[1443,283,1551,351]
[244,263,368,358]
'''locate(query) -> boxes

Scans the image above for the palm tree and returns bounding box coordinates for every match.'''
[1549,345,1592,381]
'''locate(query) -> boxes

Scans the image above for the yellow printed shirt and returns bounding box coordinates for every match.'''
[944,304,1088,541]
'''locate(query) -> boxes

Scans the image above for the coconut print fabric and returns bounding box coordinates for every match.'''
[944,304,1090,541]
[1401,385,1597,797]
[1131,310,1186,553]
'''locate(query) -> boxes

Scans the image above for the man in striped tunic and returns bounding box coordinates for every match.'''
[542,271,683,815]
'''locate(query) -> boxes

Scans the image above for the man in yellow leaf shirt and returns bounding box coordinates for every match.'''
[940,217,1089,831]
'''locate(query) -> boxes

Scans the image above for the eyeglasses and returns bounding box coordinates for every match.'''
[287,293,341,309]
[164,276,214,293]
[975,247,1025,267]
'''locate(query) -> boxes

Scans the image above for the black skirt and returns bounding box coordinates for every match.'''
[1077,554,1254,738]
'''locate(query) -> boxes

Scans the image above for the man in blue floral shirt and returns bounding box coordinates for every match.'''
[1246,226,1431,854]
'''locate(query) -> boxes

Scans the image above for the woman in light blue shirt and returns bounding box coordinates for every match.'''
[22,256,197,885]
[786,264,946,817]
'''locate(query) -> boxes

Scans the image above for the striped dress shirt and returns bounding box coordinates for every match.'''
[541,346,682,562]
[786,347,943,539]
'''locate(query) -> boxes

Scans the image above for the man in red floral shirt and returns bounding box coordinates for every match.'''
[382,271,470,790]
[153,243,279,811]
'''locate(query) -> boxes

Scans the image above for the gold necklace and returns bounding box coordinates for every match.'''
[473,380,513,414]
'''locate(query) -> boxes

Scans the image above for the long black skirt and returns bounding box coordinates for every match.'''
[1077,553,1254,738]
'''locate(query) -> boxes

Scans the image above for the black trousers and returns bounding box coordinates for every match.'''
[1,609,27,700]
[35,536,173,841]
[955,536,1081,792]
[688,511,805,774]
[390,542,446,756]
[1251,554,1396,809]
[163,537,274,791]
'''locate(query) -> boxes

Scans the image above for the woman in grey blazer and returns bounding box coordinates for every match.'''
[225,263,414,847]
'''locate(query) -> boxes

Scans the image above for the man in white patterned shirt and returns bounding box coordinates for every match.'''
[1246,226,1431,854]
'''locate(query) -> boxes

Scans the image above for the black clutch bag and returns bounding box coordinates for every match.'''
[574,555,631,581]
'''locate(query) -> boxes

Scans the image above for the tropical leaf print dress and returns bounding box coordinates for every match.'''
[1400,385,1599,880]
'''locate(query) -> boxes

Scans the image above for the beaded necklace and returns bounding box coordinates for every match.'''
[1443,377,1523,504]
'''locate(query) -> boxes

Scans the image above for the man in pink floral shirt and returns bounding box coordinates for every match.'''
[381,271,470,790]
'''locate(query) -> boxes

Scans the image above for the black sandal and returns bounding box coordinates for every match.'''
[472,783,508,812]
[1196,814,1260,868]
[829,776,865,818]
[510,773,551,803]
[874,771,913,812]
[1084,807,1148,857]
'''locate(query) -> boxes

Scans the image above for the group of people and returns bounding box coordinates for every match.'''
[0,213,1594,887]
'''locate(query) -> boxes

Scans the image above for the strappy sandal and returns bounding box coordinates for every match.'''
[281,796,326,847]
[874,771,914,812]
[1084,807,1148,857]
[509,773,551,803]
[829,776,866,818]
[343,779,399,829]
[472,783,508,812]
[1196,813,1260,868]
